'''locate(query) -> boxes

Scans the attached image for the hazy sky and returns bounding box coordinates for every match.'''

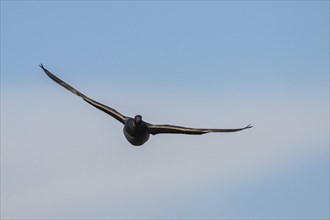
[1,1,329,219]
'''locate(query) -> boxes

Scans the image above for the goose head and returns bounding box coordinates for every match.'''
[134,115,142,127]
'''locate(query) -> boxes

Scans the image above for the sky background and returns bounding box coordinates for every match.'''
[1,1,329,219]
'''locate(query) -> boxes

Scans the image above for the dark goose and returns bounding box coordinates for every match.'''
[40,64,252,146]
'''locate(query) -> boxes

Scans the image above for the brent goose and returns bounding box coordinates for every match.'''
[40,64,252,146]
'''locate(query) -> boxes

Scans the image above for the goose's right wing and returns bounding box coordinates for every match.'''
[40,64,128,124]
[147,123,252,135]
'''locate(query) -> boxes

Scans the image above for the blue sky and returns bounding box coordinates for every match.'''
[1,1,329,219]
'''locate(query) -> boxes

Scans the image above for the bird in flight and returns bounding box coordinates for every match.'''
[40,64,252,146]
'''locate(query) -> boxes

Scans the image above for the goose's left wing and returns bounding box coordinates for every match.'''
[147,123,252,135]
[40,64,128,124]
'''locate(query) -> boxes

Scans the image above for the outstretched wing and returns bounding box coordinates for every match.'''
[147,123,252,135]
[40,64,128,124]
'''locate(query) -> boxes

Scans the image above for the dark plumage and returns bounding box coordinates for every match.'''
[40,64,252,146]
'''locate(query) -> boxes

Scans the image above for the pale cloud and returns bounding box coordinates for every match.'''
[1,88,328,218]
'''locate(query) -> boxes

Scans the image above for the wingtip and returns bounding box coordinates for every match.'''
[246,124,253,129]
[39,63,46,71]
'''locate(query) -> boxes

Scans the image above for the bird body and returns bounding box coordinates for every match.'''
[123,116,150,146]
[40,64,252,146]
